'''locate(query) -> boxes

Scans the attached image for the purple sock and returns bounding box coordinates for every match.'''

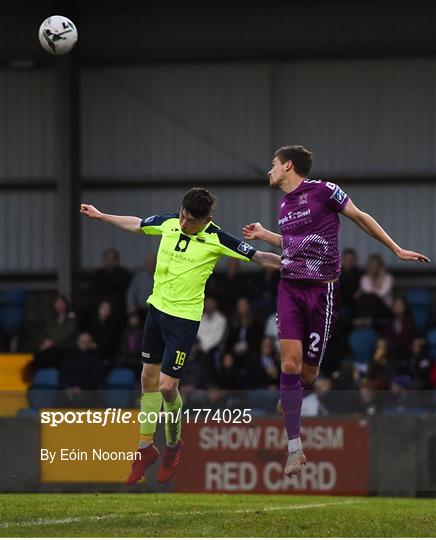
[280,372,302,440]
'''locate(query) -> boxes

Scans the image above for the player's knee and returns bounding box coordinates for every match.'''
[141,367,159,393]
[159,378,178,400]
[281,354,302,374]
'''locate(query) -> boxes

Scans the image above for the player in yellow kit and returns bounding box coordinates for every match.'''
[80,187,280,484]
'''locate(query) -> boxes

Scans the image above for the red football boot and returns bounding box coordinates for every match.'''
[156,439,184,483]
[126,444,160,485]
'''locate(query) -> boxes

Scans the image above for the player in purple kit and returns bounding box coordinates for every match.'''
[243,145,430,477]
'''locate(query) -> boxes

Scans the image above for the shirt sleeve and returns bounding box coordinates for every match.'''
[322,181,349,212]
[139,213,178,235]
[216,230,257,261]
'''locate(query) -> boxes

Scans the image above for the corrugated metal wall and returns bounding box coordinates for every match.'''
[81,58,436,180]
[1,59,434,184]
[339,183,436,268]
[0,69,56,180]
[81,65,271,180]
[274,58,436,177]
[0,191,56,271]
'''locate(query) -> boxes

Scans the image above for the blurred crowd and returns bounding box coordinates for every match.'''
[21,246,436,415]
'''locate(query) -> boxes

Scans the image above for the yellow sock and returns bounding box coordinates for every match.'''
[138,391,162,448]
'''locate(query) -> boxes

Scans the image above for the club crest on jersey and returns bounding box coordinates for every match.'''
[298,192,308,206]
[237,242,252,255]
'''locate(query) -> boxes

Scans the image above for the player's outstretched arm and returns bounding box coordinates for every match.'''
[243,222,282,248]
[80,204,142,233]
[252,251,281,269]
[341,199,430,263]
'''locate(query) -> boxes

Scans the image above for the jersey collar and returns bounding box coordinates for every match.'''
[284,178,307,199]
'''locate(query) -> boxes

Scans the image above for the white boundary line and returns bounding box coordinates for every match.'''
[0,500,361,529]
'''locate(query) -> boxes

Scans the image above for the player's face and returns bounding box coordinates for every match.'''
[268,157,288,187]
[179,208,210,235]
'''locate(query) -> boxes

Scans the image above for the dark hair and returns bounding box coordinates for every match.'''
[367,253,385,269]
[274,145,313,177]
[393,295,411,317]
[342,247,357,257]
[182,187,216,218]
[54,293,71,312]
[103,247,120,260]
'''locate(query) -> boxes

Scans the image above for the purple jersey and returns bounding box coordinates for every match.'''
[279,179,348,281]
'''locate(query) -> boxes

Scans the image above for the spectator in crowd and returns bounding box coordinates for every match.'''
[89,248,132,319]
[355,254,393,330]
[216,352,243,390]
[339,247,362,318]
[118,311,143,370]
[207,259,248,317]
[408,337,433,389]
[364,338,393,411]
[126,255,155,321]
[264,311,280,352]
[301,377,331,417]
[28,294,78,376]
[197,296,227,361]
[359,253,394,308]
[246,336,280,389]
[321,363,365,415]
[225,297,263,369]
[366,338,393,391]
[249,267,280,321]
[201,386,231,412]
[88,300,121,371]
[182,339,209,388]
[180,339,209,407]
[380,374,424,413]
[385,296,415,366]
[59,332,102,407]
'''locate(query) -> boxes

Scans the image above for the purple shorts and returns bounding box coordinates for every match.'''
[277,278,338,367]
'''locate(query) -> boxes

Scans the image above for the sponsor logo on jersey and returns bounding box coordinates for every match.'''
[174,234,191,252]
[237,242,252,255]
[331,186,347,204]
[142,352,150,358]
[143,215,156,224]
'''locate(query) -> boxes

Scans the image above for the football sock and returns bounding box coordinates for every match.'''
[288,437,303,452]
[139,391,162,448]
[280,372,303,443]
[163,391,183,446]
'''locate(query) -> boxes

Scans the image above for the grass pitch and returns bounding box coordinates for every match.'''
[1,493,435,537]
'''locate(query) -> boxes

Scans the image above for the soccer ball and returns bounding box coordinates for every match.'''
[38,16,78,55]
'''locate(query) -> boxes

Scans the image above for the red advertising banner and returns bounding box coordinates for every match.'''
[175,418,368,495]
